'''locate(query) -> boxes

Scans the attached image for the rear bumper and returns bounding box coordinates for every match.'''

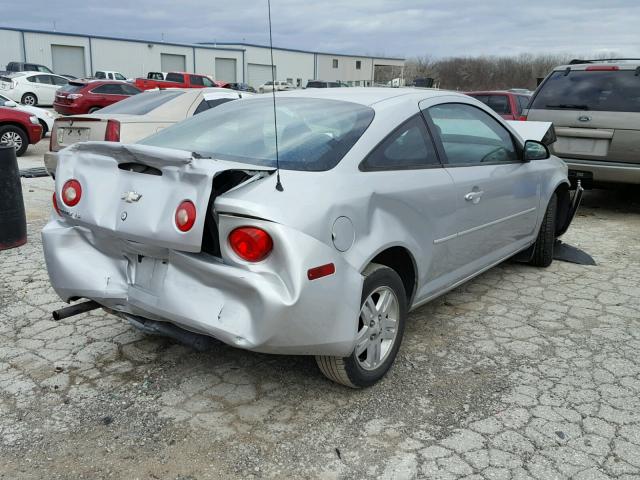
[53,102,81,115]
[44,151,59,177]
[41,218,363,356]
[564,159,640,185]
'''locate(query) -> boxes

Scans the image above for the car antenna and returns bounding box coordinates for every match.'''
[268,0,284,191]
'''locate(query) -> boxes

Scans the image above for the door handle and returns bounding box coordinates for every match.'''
[464,191,484,203]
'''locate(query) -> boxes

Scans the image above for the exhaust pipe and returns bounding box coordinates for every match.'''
[52,300,101,321]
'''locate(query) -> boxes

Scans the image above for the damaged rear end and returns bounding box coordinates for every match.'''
[43,142,362,356]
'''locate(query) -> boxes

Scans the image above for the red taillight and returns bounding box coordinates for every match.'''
[228,227,273,262]
[61,179,82,207]
[307,263,336,280]
[52,192,61,215]
[105,119,120,142]
[67,93,83,99]
[518,115,527,121]
[174,200,196,232]
[585,65,619,71]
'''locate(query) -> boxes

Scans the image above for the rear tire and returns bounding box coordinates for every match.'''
[316,263,407,388]
[0,125,28,156]
[529,194,557,268]
[21,93,37,106]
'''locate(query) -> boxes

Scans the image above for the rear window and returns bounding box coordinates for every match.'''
[140,97,375,171]
[58,83,85,94]
[531,69,640,112]
[165,73,184,83]
[99,90,184,115]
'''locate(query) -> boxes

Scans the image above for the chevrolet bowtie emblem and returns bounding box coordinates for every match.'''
[121,191,142,203]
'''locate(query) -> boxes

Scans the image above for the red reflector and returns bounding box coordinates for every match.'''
[307,263,336,280]
[61,179,82,207]
[228,227,273,262]
[52,192,60,215]
[174,200,196,232]
[105,119,121,142]
[585,65,619,71]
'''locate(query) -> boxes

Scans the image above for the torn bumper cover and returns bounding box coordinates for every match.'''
[42,216,364,356]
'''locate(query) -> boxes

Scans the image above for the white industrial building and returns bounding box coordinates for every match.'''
[0,27,404,88]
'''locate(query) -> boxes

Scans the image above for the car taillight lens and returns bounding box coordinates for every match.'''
[518,115,527,121]
[174,200,196,232]
[228,227,273,262]
[52,193,60,215]
[67,93,83,99]
[61,179,82,206]
[105,119,120,142]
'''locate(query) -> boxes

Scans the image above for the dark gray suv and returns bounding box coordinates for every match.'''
[526,59,640,186]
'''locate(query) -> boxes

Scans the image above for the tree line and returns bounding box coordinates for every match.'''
[402,53,591,91]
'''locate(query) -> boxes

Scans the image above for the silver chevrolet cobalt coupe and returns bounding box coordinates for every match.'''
[43,88,579,387]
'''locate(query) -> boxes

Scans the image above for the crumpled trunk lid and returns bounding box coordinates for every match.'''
[55,142,271,253]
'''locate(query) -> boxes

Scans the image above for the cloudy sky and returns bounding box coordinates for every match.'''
[3,0,639,58]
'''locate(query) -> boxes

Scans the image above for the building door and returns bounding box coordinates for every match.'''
[215,58,237,82]
[248,63,275,89]
[51,45,86,78]
[160,53,186,72]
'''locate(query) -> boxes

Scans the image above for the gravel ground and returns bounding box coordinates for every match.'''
[1,147,640,479]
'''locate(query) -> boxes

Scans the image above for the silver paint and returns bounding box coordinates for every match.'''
[42,88,571,357]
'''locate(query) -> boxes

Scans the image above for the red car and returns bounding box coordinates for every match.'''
[0,106,43,156]
[465,91,531,121]
[53,80,142,115]
[134,72,216,90]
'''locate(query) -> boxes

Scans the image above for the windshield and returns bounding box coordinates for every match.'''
[140,97,375,171]
[100,90,185,115]
[531,70,640,112]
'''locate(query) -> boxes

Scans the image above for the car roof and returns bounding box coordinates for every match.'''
[466,90,528,96]
[553,60,640,70]
[274,87,463,107]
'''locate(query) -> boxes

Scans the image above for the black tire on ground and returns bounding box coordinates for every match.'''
[88,107,101,113]
[21,93,37,106]
[530,193,557,268]
[0,125,29,157]
[38,120,48,137]
[316,263,407,388]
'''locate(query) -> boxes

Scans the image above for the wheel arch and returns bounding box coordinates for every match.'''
[554,181,571,236]
[0,122,28,136]
[361,245,418,305]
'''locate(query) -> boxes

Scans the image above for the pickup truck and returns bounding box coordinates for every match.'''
[134,72,216,90]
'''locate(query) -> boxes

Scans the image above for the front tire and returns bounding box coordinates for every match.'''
[316,263,407,388]
[529,194,557,267]
[38,120,48,137]
[21,93,37,106]
[0,125,28,156]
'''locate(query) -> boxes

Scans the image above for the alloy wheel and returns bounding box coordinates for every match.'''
[0,131,23,149]
[354,286,399,370]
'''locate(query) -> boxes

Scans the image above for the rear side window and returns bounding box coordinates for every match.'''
[51,76,68,86]
[92,84,125,94]
[100,90,184,115]
[95,71,106,79]
[202,77,215,87]
[531,70,640,112]
[361,115,440,170]
[488,95,510,115]
[190,75,204,86]
[193,97,235,115]
[165,73,184,83]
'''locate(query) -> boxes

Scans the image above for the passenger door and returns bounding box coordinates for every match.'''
[359,114,458,300]
[422,101,541,276]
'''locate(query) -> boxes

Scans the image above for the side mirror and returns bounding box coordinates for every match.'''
[523,140,550,161]
[3,100,17,107]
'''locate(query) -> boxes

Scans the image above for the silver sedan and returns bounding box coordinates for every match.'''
[43,88,579,387]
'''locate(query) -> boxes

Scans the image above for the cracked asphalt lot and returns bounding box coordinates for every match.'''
[1,154,640,479]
